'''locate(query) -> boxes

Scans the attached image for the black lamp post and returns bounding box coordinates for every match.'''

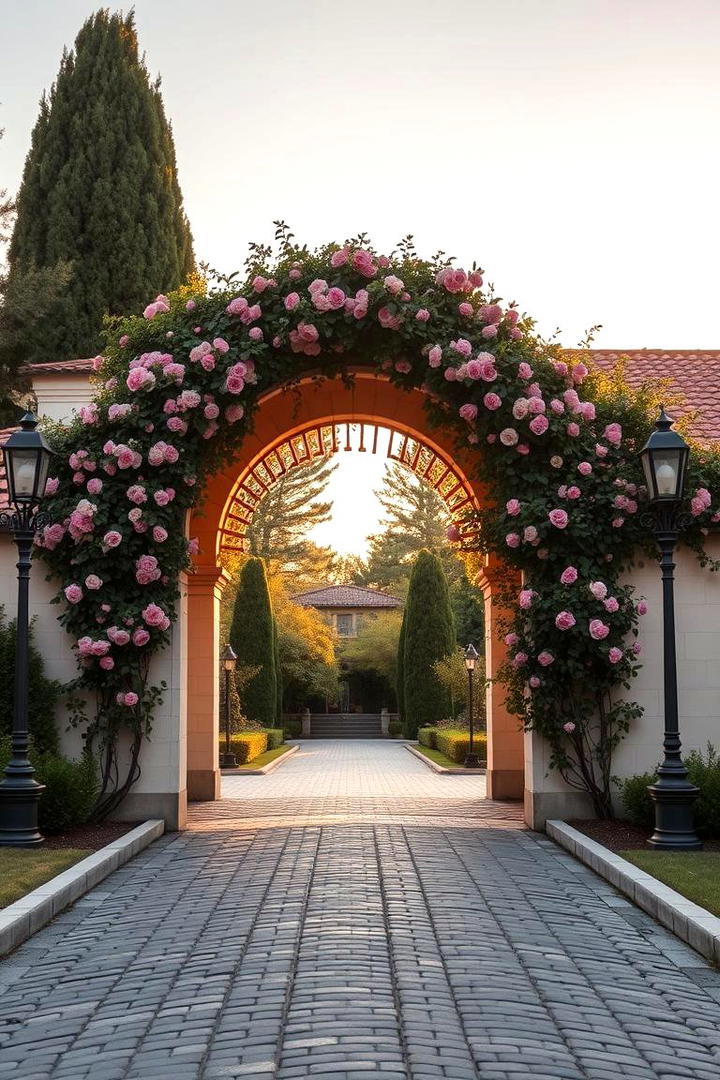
[639,406,702,850]
[219,643,238,768]
[0,412,54,847]
[463,643,481,768]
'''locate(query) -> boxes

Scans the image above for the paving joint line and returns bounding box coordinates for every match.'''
[372,825,414,1080]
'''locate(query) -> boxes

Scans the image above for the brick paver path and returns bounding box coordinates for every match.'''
[1,741,720,1079]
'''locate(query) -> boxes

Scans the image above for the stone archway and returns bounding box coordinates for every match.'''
[184,368,524,805]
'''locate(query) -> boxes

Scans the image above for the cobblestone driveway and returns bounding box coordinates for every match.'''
[1,741,720,1079]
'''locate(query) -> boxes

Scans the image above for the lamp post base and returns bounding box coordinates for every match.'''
[0,779,45,847]
[647,779,703,850]
[463,753,482,769]
[219,752,238,769]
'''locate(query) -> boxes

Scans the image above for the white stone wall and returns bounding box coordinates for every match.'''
[33,376,95,424]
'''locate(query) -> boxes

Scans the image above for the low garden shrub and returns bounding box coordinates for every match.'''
[0,736,98,834]
[221,731,268,764]
[417,727,438,749]
[264,728,285,750]
[435,728,487,765]
[617,744,720,837]
[0,609,60,754]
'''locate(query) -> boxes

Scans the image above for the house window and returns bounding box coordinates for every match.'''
[336,613,354,637]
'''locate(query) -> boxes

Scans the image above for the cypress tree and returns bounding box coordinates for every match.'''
[403,550,456,738]
[230,558,277,728]
[6,9,194,365]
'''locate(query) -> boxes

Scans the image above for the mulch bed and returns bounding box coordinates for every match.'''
[569,819,720,853]
[41,821,139,851]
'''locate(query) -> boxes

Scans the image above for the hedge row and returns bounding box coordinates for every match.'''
[418,726,487,764]
[219,728,286,765]
[0,737,97,834]
[618,745,720,836]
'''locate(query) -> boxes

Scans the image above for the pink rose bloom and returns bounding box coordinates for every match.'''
[284,292,300,311]
[589,619,610,640]
[452,338,472,357]
[538,651,555,667]
[225,404,245,424]
[567,422,580,437]
[103,530,122,549]
[505,532,521,548]
[579,401,596,421]
[352,250,377,278]
[42,523,65,550]
[126,367,155,393]
[548,509,568,529]
[604,596,619,613]
[383,275,404,295]
[133,628,150,647]
[465,359,483,380]
[167,417,187,434]
[566,486,581,500]
[550,399,565,415]
[632,641,642,656]
[189,341,212,363]
[604,423,623,446]
[85,574,102,590]
[612,517,625,528]
[529,415,549,436]
[458,302,473,317]
[288,267,302,280]
[506,499,521,516]
[416,308,430,322]
[446,524,461,542]
[481,324,498,339]
[213,337,230,354]
[519,589,535,610]
[116,447,137,470]
[428,345,442,367]
[478,303,502,323]
[80,403,99,425]
[512,652,528,668]
[127,485,147,505]
[595,443,609,458]
[128,508,142,524]
[572,362,588,383]
[555,611,576,631]
[153,489,170,507]
[330,247,349,267]
[518,362,533,380]
[378,307,402,330]
[136,555,161,585]
[64,584,83,604]
[512,398,529,420]
[251,274,269,293]
[637,600,648,616]
[91,640,110,656]
[589,581,608,600]
[394,360,412,374]
[468,270,483,287]
[436,267,469,293]
[204,403,220,420]
[45,477,60,496]
[248,327,263,342]
[185,299,197,312]
[123,692,139,707]
[152,526,168,543]
[86,478,103,495]
[504,633,519,646]
[226,296,249,316]
[608,647,623,664]
[577,462,592,476]
[499,428,519,447]
[529,676,541,689]
[142,603,167,627]
[563,722,576,734]
[483,392,502,410]
[527,396,546,415]
[119,334,130,347]
[444,367,458,381]
[459,404,478,423]
[99,657,114,671]
[560,566,578,585]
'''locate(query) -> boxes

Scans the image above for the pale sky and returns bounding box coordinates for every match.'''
[2,0,720,556]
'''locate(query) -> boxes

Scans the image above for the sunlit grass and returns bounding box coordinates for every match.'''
[0,848,92,908]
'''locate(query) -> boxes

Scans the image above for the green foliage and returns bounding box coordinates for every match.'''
[343,610,402,685]
[0,608,60,754]
[221,731,268,765]
[0,737,97,834]
[230,559,277,727]
[396,609,407,725]
[264,728,285,750]
[417,726,437,749]
[283,715,302,739]
[402,550,456,737]
[268,574,339,708]
[432,650,487,728]
[618,745,720,837]
[434,728,487,765]
[6,10,193,366]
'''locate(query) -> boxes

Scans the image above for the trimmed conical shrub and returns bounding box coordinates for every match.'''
[6,9,194,366]
[230,558,277,728]
[402,550,456,738]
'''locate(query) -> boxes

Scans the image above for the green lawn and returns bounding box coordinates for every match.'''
[0,848,92,909]
[620,851,720,916]
[237,744,293,770]
[413,743,486,770]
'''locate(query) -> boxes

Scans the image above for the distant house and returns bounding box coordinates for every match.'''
[292,584,402,640]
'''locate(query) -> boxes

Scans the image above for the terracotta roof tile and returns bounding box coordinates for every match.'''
[22,358,96,375]
[292,585,402,609]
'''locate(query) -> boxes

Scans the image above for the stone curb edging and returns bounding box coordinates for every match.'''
[547,819,720,965]
[404,742,486,775]
[0,819,164,958]
[220,741,299,776]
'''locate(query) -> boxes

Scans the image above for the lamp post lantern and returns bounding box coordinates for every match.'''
[0,412,54,847]
[639,407,701,850]
[219,643,238,769]
[463,643,481,769]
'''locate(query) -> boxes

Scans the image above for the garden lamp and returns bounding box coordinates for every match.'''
[463,643,481,769]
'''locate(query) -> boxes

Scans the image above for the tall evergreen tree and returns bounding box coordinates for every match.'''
[402,550,456,738]
[229,558,277,728]
[6,10,194,366]
[396,608,407,725]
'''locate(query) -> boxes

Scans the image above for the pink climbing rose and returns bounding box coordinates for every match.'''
[555,611,576,631]
[64,584,83,604]
[560,566,578,585]
[589,619,610,640]
[589,581,608,600]
[548,509,568,529]
[608,647,623,664]
[537,651,555,667]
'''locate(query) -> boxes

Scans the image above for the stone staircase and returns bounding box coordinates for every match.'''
[307,713,384,738]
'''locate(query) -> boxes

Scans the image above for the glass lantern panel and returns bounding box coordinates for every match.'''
[654,451,681,497]
[10,449,39,500]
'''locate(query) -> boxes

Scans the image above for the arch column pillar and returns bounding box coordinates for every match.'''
[478,554,524,801]
[185,564,231,801]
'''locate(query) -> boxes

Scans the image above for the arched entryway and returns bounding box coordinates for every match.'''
[183,368,524,805]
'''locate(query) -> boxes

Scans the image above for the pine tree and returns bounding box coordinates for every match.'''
[246,457,337,580]
[402,550,456,738]
[6,10,194,366]
[229,558,277,728]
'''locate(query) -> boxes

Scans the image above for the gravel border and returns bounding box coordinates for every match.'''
[220,741,299,775]
[0,819,164,957]
[547,819,720,964]
[404,742,486,775]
